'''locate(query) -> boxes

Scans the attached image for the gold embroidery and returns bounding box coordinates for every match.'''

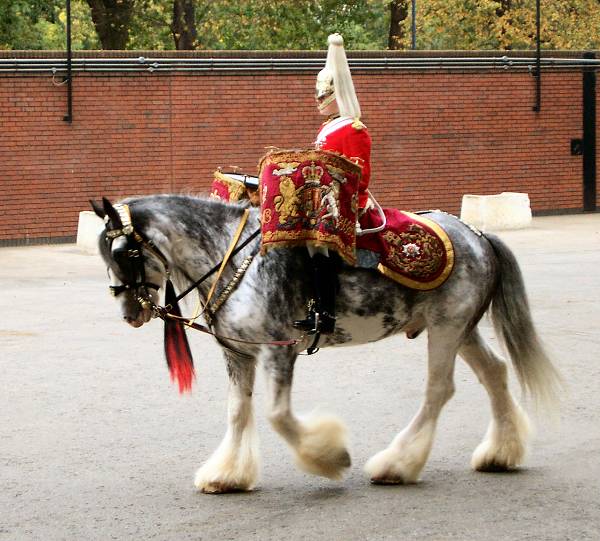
[325,164,348,183]
[213,171,247,201]
[259,148,362,267]
[376,212,455,291]
[262,208,272,224]
[382,225,445,278]
[273,176,300,224]
[259,148,362,178]
[301,161,325,183]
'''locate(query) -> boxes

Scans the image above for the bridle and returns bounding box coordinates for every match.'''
[103,203,305,350]
[104,204,170,310]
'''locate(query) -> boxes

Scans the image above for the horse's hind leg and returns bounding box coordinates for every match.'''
[261,347,351,480]
[194,353,259,493]
[365,324,460,484]
[459,329,530,471]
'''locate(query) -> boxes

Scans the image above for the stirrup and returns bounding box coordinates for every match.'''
[293,312,336,335]
[293,312,317,333]
[293,299,318,333]
[306,331,321,354]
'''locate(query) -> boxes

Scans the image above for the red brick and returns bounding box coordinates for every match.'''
[0,68,595,242]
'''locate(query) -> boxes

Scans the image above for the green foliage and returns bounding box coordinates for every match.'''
[127,0,172,49]
[0,0,598,51]
[191,0,387,50]
[416,0,600,50]
[0,0,98,50]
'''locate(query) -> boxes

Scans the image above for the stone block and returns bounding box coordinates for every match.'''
[76,211,104,254]
[460,192,532,231]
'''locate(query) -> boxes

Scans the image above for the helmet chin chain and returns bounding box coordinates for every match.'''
[317,92,336,112]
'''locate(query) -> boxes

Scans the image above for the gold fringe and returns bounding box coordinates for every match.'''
[261,231,356,266]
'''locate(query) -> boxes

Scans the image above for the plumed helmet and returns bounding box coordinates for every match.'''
[316,33,361,118]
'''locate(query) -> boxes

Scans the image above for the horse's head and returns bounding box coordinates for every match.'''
[91,197,164,328]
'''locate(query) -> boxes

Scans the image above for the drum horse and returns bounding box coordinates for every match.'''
[91,152,561,494]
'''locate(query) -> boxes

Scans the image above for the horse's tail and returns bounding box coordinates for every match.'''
[485,233,563,411]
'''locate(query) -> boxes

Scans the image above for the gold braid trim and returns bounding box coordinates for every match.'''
[258,148,363,178]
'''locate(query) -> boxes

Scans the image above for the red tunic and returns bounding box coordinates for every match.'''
[315,116,372,209]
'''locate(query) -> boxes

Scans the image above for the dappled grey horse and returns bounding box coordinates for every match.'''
[93,194,561,493]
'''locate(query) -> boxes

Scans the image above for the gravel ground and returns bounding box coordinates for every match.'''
[1,213,599,541]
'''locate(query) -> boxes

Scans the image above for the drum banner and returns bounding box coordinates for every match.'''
[210,171,249,203]
[357,208,455,290]
[258,149,362,265]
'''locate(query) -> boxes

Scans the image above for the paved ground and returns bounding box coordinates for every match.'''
[2,214,600,541]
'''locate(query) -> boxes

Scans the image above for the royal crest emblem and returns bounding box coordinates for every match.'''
[258,149,362,264]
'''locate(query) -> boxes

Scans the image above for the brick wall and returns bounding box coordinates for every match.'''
[0,58,596,243]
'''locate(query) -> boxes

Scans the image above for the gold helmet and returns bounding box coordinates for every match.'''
[315,33,361,118]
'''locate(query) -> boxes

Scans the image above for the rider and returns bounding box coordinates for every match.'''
[293,33,372,335]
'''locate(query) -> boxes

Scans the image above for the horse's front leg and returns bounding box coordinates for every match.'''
[194,352,259,493]
[365,324,461,484]
[261,347,351,480]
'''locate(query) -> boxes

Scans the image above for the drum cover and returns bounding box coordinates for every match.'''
[210,171,259,205]
[258,148,362,265]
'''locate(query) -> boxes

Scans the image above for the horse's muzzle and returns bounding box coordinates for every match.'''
[122,295,155,328]
[123,307,153,328]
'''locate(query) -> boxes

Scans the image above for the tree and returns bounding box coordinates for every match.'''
[388,0,409,49]
[85,0,135,49]
[189,0,385,50]
[0,0,60,49]
[0,0,99,50]
[172,0,197,49]
[1,0,599,51]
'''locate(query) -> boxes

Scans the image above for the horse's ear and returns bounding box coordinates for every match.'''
[90,199,105,219]
[102,197,123,228]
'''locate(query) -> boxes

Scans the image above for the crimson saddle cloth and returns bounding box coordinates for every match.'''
[357,207,454,290]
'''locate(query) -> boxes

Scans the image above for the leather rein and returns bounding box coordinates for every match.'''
[105,204,304,349]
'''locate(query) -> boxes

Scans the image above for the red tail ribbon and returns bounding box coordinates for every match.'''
[164,279,195,393]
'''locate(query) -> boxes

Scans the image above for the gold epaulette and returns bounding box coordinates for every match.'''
[352,118,366,130]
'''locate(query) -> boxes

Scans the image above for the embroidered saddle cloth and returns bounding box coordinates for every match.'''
[357,207,454,290]
[258,148,361,265]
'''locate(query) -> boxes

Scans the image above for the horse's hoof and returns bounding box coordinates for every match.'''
[198,481,251,494]
[370,475,408,485]
[338,449,352,468]
[474,461,514,473]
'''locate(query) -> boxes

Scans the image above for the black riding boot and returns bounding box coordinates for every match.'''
[293,253,337,334]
